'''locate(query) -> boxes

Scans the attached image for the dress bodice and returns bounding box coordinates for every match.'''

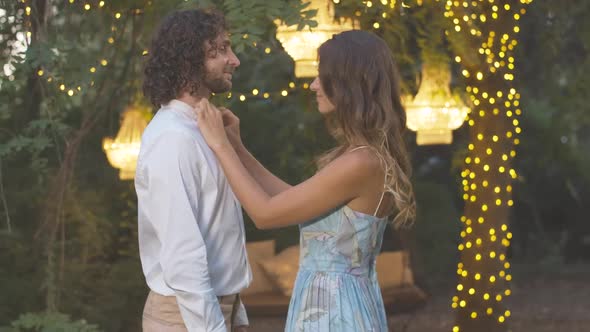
[299,205,389,278]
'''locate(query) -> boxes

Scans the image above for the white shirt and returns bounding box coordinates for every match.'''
[135,99,252,331]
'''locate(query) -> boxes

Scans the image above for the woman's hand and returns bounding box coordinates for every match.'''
[196,99,232,152]
[220,107,244,149]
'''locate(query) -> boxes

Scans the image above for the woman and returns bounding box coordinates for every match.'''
[197,30,415,331]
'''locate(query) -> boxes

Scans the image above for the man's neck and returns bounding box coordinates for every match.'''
[177,91,209,108]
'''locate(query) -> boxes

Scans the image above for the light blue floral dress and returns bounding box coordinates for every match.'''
[285,203,390,332]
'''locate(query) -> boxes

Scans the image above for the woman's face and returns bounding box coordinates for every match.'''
[310,76,336,114]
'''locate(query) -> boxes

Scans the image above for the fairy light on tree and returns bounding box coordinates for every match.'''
[435,0,533,331]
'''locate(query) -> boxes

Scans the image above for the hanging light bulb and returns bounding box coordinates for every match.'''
[103,106,151,180]
[275,0,358,77]
[406,61,469,145]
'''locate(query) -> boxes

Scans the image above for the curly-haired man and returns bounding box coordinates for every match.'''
[136,8,249,332]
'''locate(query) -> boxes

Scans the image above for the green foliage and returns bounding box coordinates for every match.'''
[1,312,102,332]
[508,0,590,259]
[411,180,461,287]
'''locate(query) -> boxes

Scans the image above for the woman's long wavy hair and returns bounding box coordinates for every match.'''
[316,30,416,227]
[143,9,226,107]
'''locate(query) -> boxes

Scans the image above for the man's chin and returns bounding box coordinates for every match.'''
[224,80,232,90]
[204,77,233,94]
[211,82,232,94]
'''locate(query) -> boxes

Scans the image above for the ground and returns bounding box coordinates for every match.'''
[247,263,590,331]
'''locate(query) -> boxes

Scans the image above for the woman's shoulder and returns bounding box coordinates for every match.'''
[331,146,382,175]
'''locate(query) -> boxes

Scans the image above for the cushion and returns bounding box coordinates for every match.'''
[241,240,276,296]
[375,251,414,289]
[259,245,300,297]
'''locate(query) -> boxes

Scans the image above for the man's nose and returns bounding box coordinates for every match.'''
[228,50,240,68]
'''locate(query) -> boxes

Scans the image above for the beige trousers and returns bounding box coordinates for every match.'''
[142,291,240,332]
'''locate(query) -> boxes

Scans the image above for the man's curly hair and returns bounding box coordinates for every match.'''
[143,9,227,107]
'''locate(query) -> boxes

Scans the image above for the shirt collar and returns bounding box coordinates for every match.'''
[164,99,199,122]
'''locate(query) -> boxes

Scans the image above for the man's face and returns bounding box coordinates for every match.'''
[203,33,240,94]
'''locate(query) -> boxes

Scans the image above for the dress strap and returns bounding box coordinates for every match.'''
[373,169,388,217]
[373,191,386,217]
[349,145,387,217]
[348,145,387,217]
[348,145,369,152]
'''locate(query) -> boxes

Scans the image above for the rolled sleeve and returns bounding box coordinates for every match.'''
[148,131,226,331]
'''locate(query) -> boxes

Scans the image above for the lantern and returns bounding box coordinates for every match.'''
[103,106,151,180]
[405,62,469,145]
[275,0,357,77]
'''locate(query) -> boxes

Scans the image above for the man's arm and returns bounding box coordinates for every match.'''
[148,131,225,331]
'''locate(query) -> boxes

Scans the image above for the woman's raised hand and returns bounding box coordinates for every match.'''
[196,99,231,151]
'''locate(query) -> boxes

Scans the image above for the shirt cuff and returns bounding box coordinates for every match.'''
[176,291,227,332]
[233,297,249,327]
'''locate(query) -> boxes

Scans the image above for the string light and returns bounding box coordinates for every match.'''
[19,0,330,103]
[17,0,127,97]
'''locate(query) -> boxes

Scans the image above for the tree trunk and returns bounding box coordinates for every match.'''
[42,138,81,312]
[34,13,141,312]
[439,1,534,331]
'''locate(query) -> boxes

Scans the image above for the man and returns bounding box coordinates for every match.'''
[136,8,250,332]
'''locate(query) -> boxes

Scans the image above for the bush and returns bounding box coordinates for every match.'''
[1,312,102,332]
